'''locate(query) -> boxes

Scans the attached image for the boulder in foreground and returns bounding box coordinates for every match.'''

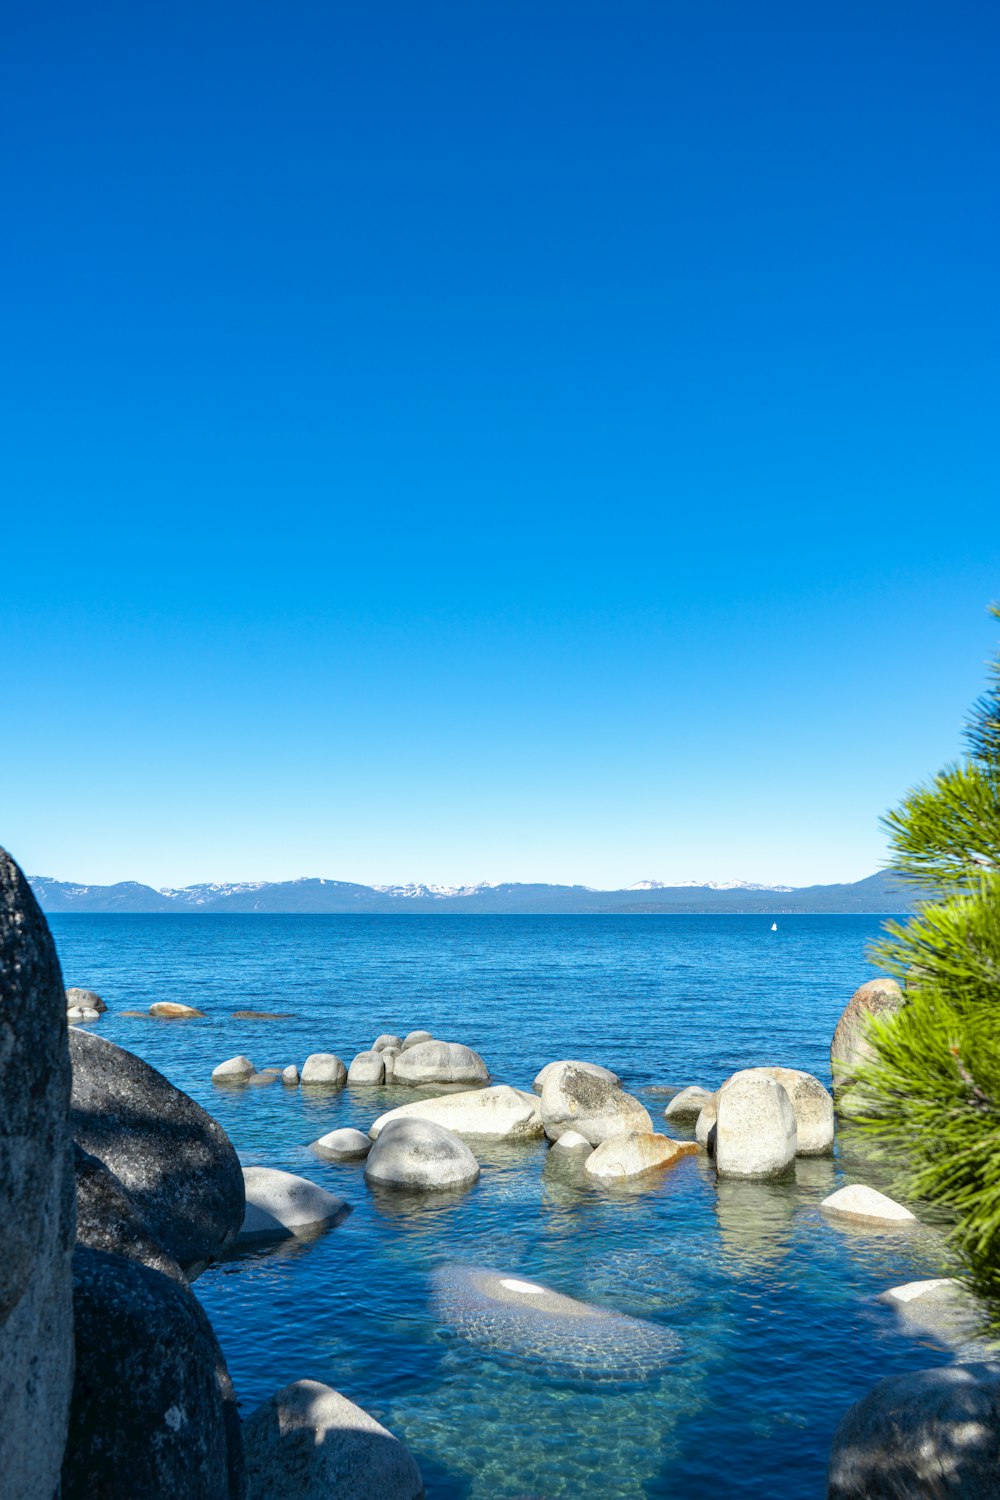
[827,1363,1000,1499]
[0,848,75,1500]
[821,1184,916,1225]
[237,1168,349,1245]
[715,1070,797,1179]
[244,1378,422,1500]
[584,1131,698,1182]
[392,1040,489,1086]
[364,1118,480,1191]
[70,1029,245,1270]
[369,1084,544,1142]
[62,1247,243,1500]
[540,1065,652,1145]
[73,1144,183,1283]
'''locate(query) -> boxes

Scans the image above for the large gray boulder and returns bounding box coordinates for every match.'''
[372,1033,403,1052]
[236,1168,349,1246]
[664,1085,714,1123]
[66,986,107,1014]
[721,1066,833,1155]
[347,1049,385,1085]
[540,1065,652,1145]
[73,1145,184,1283]
[364,1118,481,1191]
[244,1379,422,1500]
[831,978,905,1117]
[715,1070,797,1179]
[400,1029,434,1051]
[70,1029,245,1271]
[392,1039,489,1086]
[300,1053,347,1086]
[62,1247,244,1500]
[532,1059,620,1095]
[827,1363,1000,1498]
[369,1084,544,1142]
[0,849,76,1500]
[311,1128,372,1162]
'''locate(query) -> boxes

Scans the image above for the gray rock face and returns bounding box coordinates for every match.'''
[311,1128,373,1162]
[73,1145,184,1283]
[244,1379,423,1500]
[281,1064,299,1086]
[532,1059,620,1095]
[66,986,107,1013]
[716,1066,834,1155]
[695,1095,719,1150]
[364,1118,481,1191]
[540,1065,653,1145]
[664,1086,714,1123]
[0,849,76,1500]
[300,1052,348,1086]
[237,1168,349,1245]
[62,1247,244,1500]
[70,1029,245,1271]
[372,1033,403,1052]
[831,978,905,1117]
[347,1049,385,1085]
[715,1071,797,1179]
[369,1084,544,1142]
[392,1039,489,1086]
[381,1047,401,1082]
[401,1029,434,1051]
[827,1363,1000,1499]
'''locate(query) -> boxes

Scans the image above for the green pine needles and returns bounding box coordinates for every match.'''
[860,603,1000,1320]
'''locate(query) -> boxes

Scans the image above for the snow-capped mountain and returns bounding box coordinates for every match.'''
[372,882,502,899]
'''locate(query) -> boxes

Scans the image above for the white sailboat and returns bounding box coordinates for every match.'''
[770,922,778,931]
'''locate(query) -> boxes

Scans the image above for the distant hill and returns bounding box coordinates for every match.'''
[29,870,918,914]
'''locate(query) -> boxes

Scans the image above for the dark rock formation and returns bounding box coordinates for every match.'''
[73,1144,184,1283]
[0,848,76,1500]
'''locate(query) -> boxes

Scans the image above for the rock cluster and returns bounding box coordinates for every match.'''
[212,1029,491,1092]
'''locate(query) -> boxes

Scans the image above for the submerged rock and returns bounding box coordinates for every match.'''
[70,1029,245,1271]
[532,1059,620,1095]
[243,1379,422,1500]
[880,1279,984,1349]
[715,1071,797,1179]
[364,1118,480,1191]
[551,1129,593,1153]
[0,848,75,1500]
[300,1053,347,1086]
[369,1084,544,1142]
[822,1184,916,1225]
[62,1247,243,1500]
[237,1168,349,1245]
[584,1132,698,1182]
[392,1039,489,1086]
[663,1086,714,1123]
[232,1010,294,1021]
[311,1128,372,1162]
[831,978,905,1118]
[540,1065,652,1146]
[827,1363,1000,1499]
[433,1264,681,1381]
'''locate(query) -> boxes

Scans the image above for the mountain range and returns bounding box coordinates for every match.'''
[28,871,916,914]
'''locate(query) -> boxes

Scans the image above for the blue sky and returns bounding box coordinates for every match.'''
[2,1,998,889]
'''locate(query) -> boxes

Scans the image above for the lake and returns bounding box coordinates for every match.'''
[50,912,954,1499]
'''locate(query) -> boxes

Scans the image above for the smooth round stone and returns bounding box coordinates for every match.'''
[392,1040,489,1086]
[68,1006,102,1023]
[372,1033,404,1052]
[300,1053,347,1086]
[532,1059,620,1095]
[400,1030,434,1051]
[281,1064,299,1086]
[312,1128,373,1162]
[584,1131,698,1182]
[212,1055,256,1083]
[243,1379,423,1500]
[664,1086,714,1123]
[148,1002,204,1019]
[237,1168,349,1245]
[737,1066,834,1155]
[551,1130,592,1153]
[433,1264,681,1381]
[821,1184,917,1225]
[827,1363,1000,1498]
[369,1084,543,1142]
[715,1071,797,1179]
[66,987,107,1014]
[830,977,905,1117]
[364,1118,480,1192]
[540,1066,652,1146]
[347,1050,385,1085]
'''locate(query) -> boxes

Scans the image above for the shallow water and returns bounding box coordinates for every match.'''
[50,913,959,1498]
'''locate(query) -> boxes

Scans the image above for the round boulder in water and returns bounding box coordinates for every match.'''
[369,1084,543,1142]
[212,1055,255,1083]
[532,1059,620,1095]
[433,1264,681,1381]
[66,987,107,1014]
[300,1053,347,1086]
[347,1050,385,1085]
[540,1066,652,1145]
[715,1071,797,1179]
[400,1029,434,1051]
[312,1128,373,1162]
[392,1040,489,1086]
[372,1033,404,1052]
[149,1002,204,1019]
[664,1086,714,1123]
[364,1118,480,1191]
[237,1168,349,1246]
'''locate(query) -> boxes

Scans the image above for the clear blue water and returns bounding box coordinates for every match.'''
[50,913,957,1499]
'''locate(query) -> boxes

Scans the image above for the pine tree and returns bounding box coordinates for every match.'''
[860,604,1000,1321]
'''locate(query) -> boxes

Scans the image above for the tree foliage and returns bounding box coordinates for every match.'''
[861,604,1000,1321]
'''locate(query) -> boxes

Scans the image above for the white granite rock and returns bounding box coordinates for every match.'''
[715,1071,797,1179]
[664,1086,714,1123]
[212,1055,256,1083]
[540,1066,652,1146]
[300,1053,347,1086]
[347,1050,385,1085]
[392,1040,489,1086]
[822,1184,917,1225]
[532,1059,620,1095]
[311,1128,373,1162]
[584,1131,698,1182]
[369,1084,544,1142]
[237,1168,349,1245]
[364,1118,480,1191]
